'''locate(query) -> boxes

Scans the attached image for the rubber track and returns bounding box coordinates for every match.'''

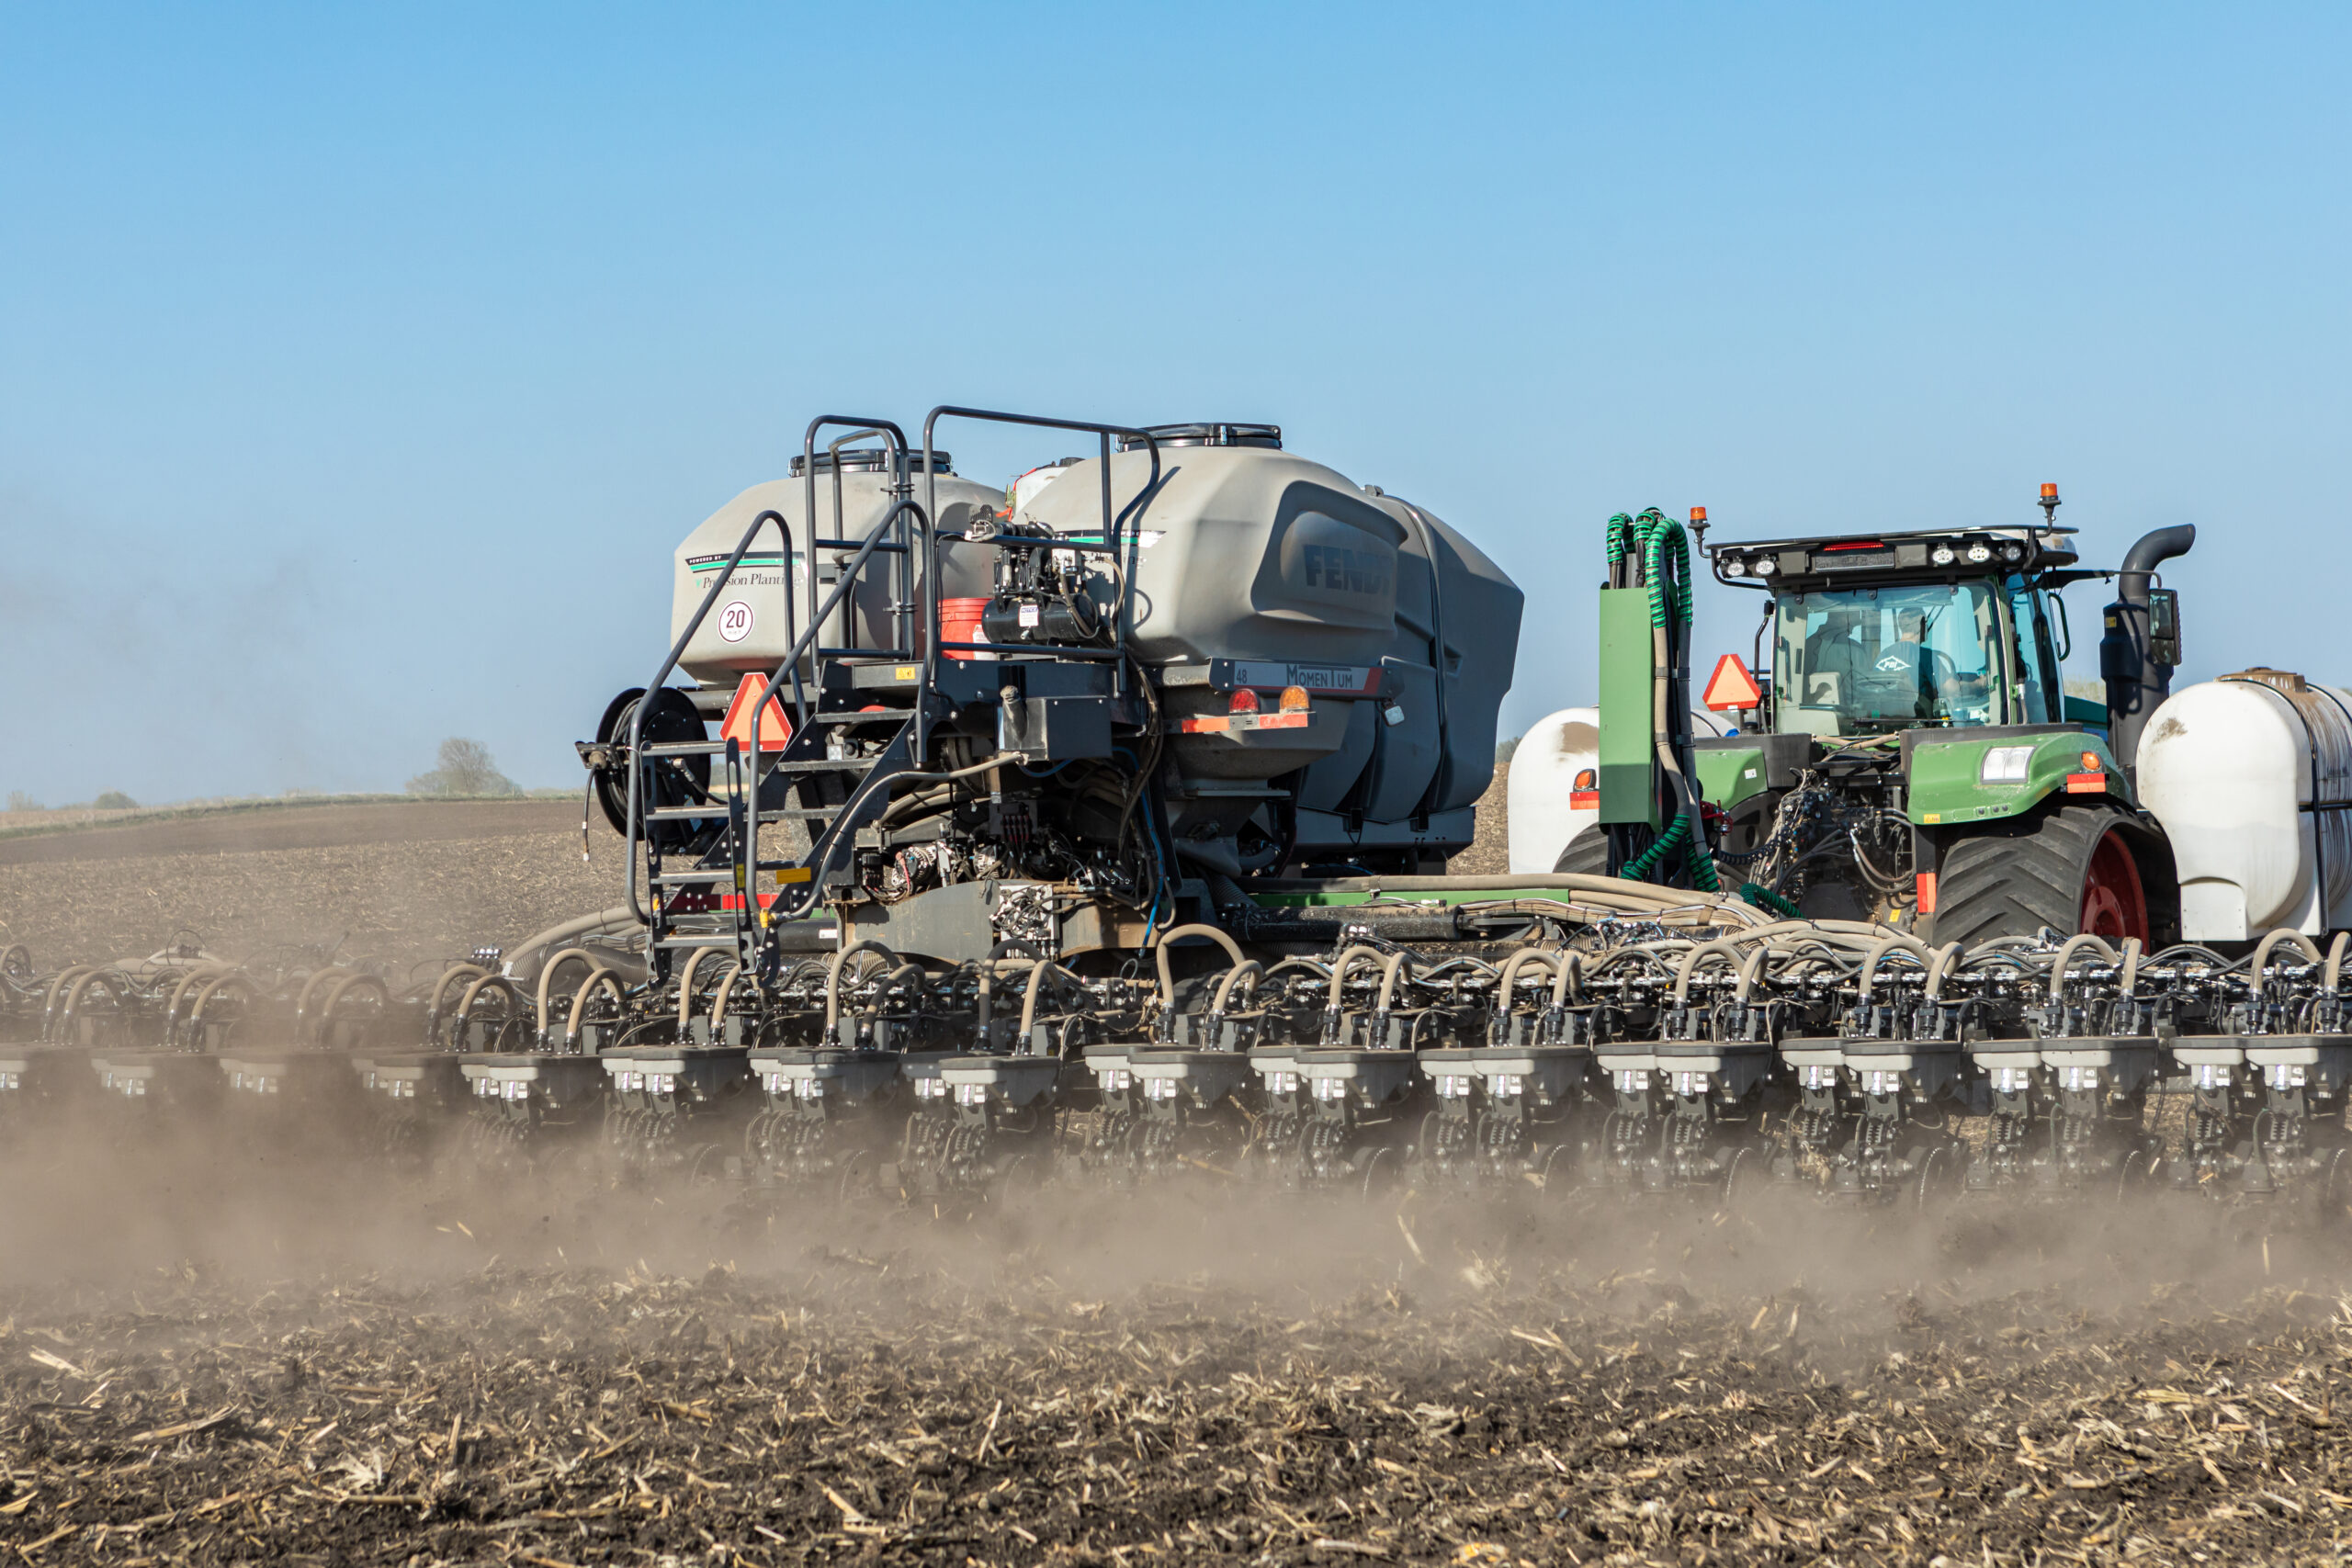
[1929,802,2132,947]
[1553,827,1611,876]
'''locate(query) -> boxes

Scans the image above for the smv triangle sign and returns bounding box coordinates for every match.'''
[1702,654,1763,712]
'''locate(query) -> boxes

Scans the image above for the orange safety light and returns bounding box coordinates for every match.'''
[1278,686,1311,713]
[2081,751,2101,772]
[2041,483,2059,502]
[1228,688,1261,715]
[1573,768,1597,791]
[1689,506,1707,524]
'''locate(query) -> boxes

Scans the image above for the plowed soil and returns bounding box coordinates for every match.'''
[0,800,606,974]
[2,798,2348,1566]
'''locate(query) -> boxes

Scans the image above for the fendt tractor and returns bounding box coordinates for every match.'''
[1536,492,2352,952]
[6,406,2352,1215]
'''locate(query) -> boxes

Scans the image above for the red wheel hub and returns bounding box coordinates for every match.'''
[2080,829,2150,943]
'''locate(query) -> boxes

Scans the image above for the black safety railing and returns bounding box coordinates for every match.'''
[913,406,1163,765]
[800,417,919,671]
[732,498,933,931]
[623,510,797,928]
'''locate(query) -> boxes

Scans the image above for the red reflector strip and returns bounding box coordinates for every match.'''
[1179,712,1310,734]
[1569,790,1600,810]
[2064,772,2109,794]
[664,891,781,914]
[1916,871,1938,913]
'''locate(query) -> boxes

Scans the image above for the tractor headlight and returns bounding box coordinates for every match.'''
[1722,556,1747,578]
[1980,745,2035,784]
[1929,544,1956,567]
[1999,542,2025,563]
[1750,556,1777,578]
[1966,542,1993,564]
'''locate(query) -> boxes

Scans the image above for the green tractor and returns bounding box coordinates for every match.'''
[1557,493,2195,945]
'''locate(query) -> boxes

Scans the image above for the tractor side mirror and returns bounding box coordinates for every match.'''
[2146,588,2180,669]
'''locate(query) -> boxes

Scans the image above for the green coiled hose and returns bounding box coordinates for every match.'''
[1607,508,1718,893]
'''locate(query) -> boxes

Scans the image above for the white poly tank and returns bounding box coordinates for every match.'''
[1506,706,1726,874]
[2136,670,2352,940]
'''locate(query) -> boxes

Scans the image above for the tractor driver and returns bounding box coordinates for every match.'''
[1864,606,1961,719]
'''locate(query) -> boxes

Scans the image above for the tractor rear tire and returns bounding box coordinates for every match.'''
[1554,827,1610,877]
[1928,802,2177,948]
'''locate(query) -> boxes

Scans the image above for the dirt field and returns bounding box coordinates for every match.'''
[0,801,608,974]
[2,797,2349,1566]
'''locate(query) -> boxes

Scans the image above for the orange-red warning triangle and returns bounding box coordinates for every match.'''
[1702,654,1763,711]
[720,672,794,751]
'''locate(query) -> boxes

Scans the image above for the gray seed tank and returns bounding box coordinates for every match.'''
[669,448,1004,687]
[1012,423,1522,872]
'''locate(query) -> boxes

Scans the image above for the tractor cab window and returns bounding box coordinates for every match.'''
[1772,581,2003,736]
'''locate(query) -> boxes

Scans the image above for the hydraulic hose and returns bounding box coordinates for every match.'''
[1609,510,1718,893]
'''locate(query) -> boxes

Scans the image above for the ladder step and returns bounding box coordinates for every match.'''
[766,759,865,774]
[756,808,835,821]
[651,871,734,885]
[808,710,911,726]
[645,805,730,822]
[643,740,729,757]
[654,935,740,950]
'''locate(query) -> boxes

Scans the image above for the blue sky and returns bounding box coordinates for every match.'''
[2,3,2345,802]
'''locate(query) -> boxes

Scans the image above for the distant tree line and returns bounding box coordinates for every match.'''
[407,738,519,797]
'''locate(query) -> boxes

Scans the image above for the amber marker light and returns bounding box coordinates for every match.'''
[1279,686,1310,712]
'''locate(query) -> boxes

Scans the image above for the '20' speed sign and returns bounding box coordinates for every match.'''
[718,601,755,643]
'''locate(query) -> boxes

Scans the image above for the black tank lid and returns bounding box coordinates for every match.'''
[1116,423,1282,452]
[788,449,954,478]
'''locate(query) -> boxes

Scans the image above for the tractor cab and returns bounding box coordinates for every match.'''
[1707,525,2089,739]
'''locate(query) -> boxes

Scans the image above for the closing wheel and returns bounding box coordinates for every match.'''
[2114,1143,2163,1204]
[1359,1145,1399,1204]
[1913,1145,1962,1211]
[2314,1146,2352,1225]
[834,1149,872,1206]
[1532,1140,1579,1198]
[1928,803,2172,948]
[685,1142,727,1189]
[1718,1145,1763,1212]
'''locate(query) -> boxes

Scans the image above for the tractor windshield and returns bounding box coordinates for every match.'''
[1772,581,2004,736]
